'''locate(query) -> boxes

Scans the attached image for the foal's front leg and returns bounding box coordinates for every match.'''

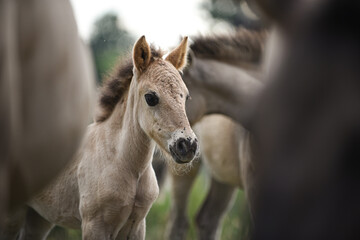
[79,182,135,239]
[81,204,133,240]
[116,166,159,240]
[115,218,146,240]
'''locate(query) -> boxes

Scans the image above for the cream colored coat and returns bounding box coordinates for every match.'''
[25,36,199,240]
[0,0,94,221]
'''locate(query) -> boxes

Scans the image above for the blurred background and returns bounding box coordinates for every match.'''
[70,0,259,83]
[46,0,258,239]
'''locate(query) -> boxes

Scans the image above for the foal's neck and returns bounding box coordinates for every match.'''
[101,86,154,176]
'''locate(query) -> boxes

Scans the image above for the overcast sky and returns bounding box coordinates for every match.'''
[70,0,216,48]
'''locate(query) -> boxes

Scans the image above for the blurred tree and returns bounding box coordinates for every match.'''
[89,13,134,83]
[202,0,263,29]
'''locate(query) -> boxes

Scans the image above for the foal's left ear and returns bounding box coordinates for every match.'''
[166,37,188,71]
[133,35,151,73]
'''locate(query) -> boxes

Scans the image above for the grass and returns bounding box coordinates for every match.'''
[146,168,250,240]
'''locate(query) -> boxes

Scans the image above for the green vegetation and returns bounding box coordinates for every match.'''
[202,0,262,29]
[147,169,250,240]
[89,12,134,84]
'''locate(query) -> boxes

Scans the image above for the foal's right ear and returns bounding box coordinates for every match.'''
[133,35,151,73]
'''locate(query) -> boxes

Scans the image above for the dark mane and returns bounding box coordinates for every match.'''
[96,46,164,122]
[190,28,267,64]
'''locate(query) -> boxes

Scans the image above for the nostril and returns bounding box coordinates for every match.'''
[191,141,197,153]
[176,139,188,155]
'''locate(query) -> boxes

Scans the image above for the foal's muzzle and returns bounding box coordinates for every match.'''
[169,138,198,164]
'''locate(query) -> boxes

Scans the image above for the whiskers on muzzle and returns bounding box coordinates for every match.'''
[154,145,200,176]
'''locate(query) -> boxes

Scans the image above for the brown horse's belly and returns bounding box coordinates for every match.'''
[195,115,243,187]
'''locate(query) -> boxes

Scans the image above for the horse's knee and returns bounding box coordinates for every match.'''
[117,219,145,240]
[82,220,115,240]
[82,232,115,240]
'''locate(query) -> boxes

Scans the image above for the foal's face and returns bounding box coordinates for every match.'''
[133,36,199,164]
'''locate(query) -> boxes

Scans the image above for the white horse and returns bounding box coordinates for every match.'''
[0,0,94,223]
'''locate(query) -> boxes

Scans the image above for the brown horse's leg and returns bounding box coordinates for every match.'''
[165,159,201,240]
[18,207,54,240]
[0,207,26,240]
[152,149,167,191]
[195,177,236,240]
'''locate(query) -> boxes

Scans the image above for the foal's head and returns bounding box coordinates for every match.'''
[131,36,199,164]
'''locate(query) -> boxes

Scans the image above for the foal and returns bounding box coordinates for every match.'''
[18,36,199,240]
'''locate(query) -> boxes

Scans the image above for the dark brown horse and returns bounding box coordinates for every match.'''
[251,0,360,239]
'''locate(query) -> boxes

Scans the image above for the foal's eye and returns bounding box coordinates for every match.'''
[145,92,159,106]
